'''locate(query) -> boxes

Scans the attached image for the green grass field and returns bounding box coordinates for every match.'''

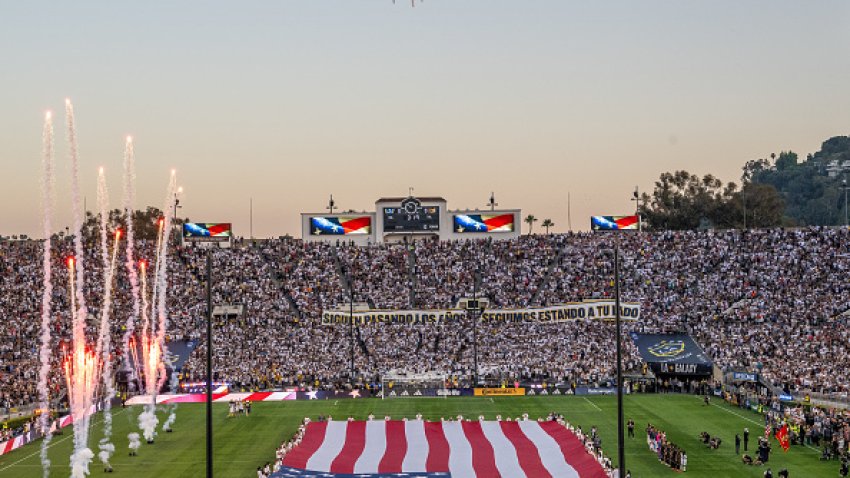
[0,395,839,477]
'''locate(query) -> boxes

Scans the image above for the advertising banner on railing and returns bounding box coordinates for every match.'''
[474,387,526,396]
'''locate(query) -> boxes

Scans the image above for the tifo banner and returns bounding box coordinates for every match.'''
[591,215,638,231]
[453,213,515,233]
[278,420,608,478]
[322,309,465,326]
[321,301,640,326]
[310,216,371,235]
[631,333,713,375]
[183,222,232,242]
[474,387,525,396]
[480,302,640,323]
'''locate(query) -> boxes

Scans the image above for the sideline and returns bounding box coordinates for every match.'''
[0,408,128,473]
[702,397,820,455]
[583,397,602,412]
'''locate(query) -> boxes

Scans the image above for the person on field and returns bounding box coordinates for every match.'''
[736,433,741,454]
[744,427,750,451]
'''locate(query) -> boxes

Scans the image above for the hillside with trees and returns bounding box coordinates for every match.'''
[640,135,850,230]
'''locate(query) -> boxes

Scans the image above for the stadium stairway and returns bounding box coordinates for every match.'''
[529,245,567,305]
[331,246,350,291]
[356,328,370,358]
[174,248,206,284]
[407,242,417,308]
[258,247,304,321]
[335,245,372,306]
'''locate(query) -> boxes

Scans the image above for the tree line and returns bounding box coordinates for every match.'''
[639,135,850,230]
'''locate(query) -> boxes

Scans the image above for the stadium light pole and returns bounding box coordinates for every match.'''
[613,246,625,477]
[472,267,481,386]
[349,270,355,385]
[631,186,641,232]
[173,187,182,244]
[205,250,213,478]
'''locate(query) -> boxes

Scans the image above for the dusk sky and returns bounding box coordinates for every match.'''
[2,1,849,238]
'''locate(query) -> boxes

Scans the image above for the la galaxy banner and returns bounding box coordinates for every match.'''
[321,301,640,326]
[631,333,713,375]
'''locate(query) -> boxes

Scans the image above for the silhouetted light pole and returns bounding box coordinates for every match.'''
[606,246,626,477]
[205,251,213,478]
[471,268,481,385]
[349,271,355,384]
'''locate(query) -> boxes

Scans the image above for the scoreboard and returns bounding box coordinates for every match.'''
[302,196,519,244]
[383,197,440,232]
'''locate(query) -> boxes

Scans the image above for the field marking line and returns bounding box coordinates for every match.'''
[0,432,74,472]
[583,397,602,411]
[0,407,127,473]
[704,398,821,454]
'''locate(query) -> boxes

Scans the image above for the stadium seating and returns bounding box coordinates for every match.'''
[1,227,849,411]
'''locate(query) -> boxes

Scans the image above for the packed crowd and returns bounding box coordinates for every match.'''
[1,227,850,410]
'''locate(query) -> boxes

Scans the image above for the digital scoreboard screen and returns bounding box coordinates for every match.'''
[591,215,638,231]
[383,198,440,232]
[453,213,515,233]
[309,216,371,235]
[183,223,232,242]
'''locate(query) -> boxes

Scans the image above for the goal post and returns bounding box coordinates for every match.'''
[380,371,451,399]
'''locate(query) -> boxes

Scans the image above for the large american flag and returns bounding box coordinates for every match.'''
[276,420,607,478]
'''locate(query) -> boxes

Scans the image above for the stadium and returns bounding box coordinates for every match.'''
[4,3,850,478]
[2,174,850,477]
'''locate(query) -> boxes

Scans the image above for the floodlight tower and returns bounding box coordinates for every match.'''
[487,192,498,211]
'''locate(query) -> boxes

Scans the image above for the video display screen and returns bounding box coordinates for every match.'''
[310,216,371,235]
[183,223,232,242]
[591,215,638,231]
[453,213,515,233]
